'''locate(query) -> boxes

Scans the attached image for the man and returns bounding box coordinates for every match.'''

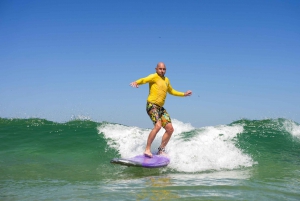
[130,62,192,157]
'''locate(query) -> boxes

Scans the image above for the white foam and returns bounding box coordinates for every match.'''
[168,124,254,172]
[283,120,300,138]
[98,119,254,172]
[98,123,149,158]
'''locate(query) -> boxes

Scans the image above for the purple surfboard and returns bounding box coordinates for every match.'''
[110,154,170,168]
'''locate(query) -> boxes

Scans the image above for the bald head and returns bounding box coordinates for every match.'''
[155,62,166,77]
[156,62,166,68]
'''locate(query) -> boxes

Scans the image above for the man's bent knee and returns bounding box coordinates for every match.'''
[165,123,174,134]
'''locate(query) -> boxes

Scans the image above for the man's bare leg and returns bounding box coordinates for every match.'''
[158,123,174,155]
[144,121,162,157]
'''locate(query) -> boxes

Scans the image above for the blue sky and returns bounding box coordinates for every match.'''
[1,0,299,128]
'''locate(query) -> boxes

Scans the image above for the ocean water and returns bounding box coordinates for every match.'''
[1,117,300,200]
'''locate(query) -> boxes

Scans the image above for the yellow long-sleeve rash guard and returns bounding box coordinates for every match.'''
[136,73,185,107]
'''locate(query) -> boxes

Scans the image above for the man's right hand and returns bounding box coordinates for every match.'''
[130,81,139,88]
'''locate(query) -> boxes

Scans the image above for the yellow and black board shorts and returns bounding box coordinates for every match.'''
[146,102,171,128]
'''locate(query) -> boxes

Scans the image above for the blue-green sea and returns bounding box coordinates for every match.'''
[1,117,300,200]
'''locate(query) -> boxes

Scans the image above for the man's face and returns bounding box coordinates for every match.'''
[156,65,166,77]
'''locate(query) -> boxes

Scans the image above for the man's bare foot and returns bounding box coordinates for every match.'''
[144,150,153,158]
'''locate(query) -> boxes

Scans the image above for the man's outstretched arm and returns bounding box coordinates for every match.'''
[130,74,155,88]
[168,82,192,97]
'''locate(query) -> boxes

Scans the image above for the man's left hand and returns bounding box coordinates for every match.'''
[184,90,192,96]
